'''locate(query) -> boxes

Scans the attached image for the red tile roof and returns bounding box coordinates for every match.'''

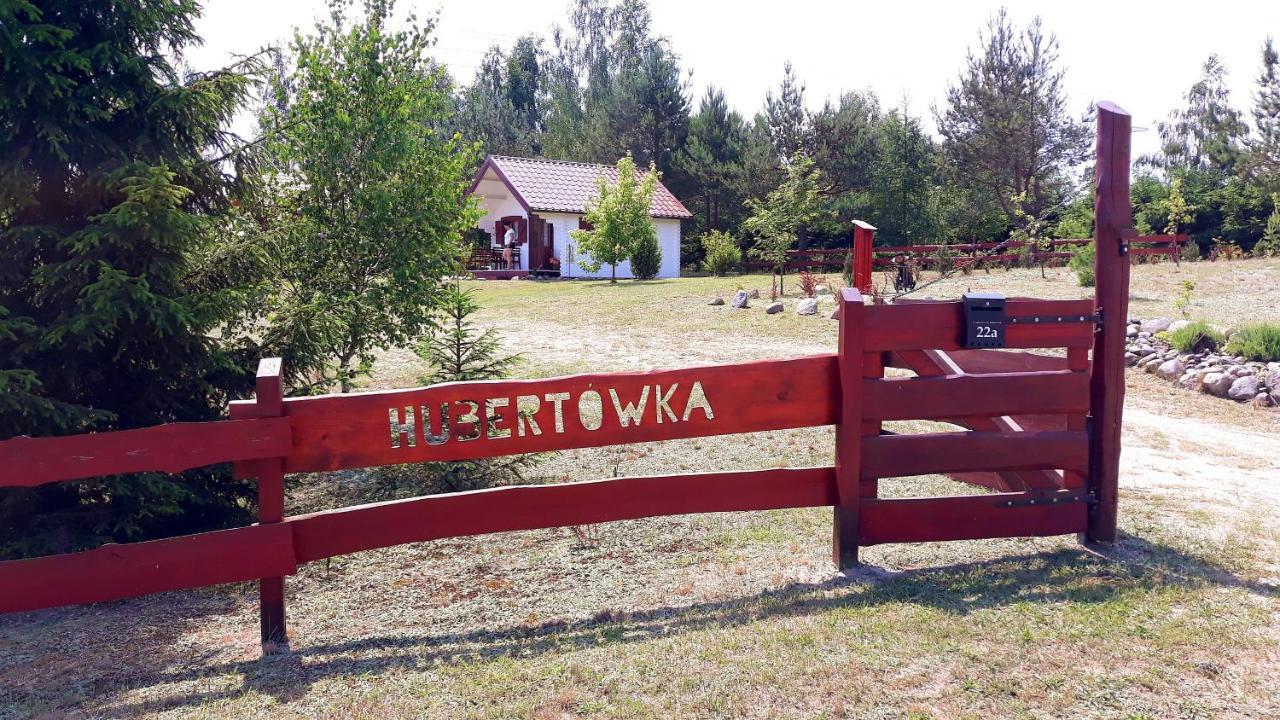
[479,155,692,219]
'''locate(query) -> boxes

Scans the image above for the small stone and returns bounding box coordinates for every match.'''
[1167,319,1191,333]
[795,298,819,316]
[829,308,840,320]
[1253,392,1273,408]
[709,297,725,306]
[765,301,784,315]
[1155,358,1185,380]
[1177,371,1201,390]
[1202,372,1233,397]
[1125,352,1139,367]
[1126,325,1139,338]
[748,289,761,299]
[730,290,750,309]
[1227,375,1263,402]
[1264,370,1280,393]
[815,285,831,295]
[1142,317,1173,334]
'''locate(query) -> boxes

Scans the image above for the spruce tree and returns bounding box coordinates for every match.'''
[0,1,262,556]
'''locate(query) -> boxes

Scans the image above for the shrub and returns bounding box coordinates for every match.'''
[630,231,662,280]
[796,270,827,298]
[1068,242,1095,287]
[701,231,741,276]
[1255,197,1280,257]
[1224,323,1280,362]
[1163,321,1224,354]
[1180,240,1200,262]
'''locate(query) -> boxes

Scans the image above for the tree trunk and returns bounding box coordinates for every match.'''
[611,263,617,284]
[338,354,353,394]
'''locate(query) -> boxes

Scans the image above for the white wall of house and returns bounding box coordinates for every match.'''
[543,212,682,280]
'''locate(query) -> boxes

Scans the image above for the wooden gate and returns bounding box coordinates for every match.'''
[0,104,1134,653]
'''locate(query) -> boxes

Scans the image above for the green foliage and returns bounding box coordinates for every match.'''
[252,0,481,393]
[1150,55,1248,174]
[744,154,826,287]
[0,0,265,557]
[700,231,741,275]
[865,109,944,245]
[1163,321,1225,354]
[1255,196,1280,256]
[1174,280,1196,318]
[677,87,746,241]
[1224,323,1280,361]
[1068,242,1096,287]
[935,9,1091,224]
[571,155,660,282]
[1161,176,1198,234]
[1052,197,1093,239]
[630,229,663,279]
[417,283,521,382]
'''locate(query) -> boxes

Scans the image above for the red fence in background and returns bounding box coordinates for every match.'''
[0,103,1136,656]
[744,233,1187,275]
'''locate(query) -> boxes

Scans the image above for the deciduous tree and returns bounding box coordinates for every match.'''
[254,0,481,393]
[571,155,660,282]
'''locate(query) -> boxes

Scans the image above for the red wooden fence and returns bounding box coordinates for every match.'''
[0,103,1135,655]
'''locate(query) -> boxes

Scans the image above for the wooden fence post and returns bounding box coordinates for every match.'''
[852,220,876,294]
[1087,102,1131,544]
[233,358,288,652]
[833,288,866,568]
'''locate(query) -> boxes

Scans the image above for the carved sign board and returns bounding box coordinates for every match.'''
[260,356,841,473]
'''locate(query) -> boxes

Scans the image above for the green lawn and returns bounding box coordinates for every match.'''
[2,259,1278,719]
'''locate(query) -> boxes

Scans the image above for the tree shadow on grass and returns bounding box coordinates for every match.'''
[96,530,1277,716]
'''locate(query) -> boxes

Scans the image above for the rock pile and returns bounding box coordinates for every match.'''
[1126,317,1279,407]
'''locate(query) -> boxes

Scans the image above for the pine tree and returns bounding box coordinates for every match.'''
[678,87,746,237]
[765,62,811,161]
[0,0,263,556]
[1252,38,1280,189]
[1257,195,1280,257]
[935,9,1090,223]
[1153,55,1249,174]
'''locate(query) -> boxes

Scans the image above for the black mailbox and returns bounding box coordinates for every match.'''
[963,292,1006,348]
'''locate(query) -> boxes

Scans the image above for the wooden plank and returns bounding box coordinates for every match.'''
[0,417,292,488]
[833,288,866,568]
[860,493,1088,545]
[860,431,1088,479]
[0,523,297,614]
[289,467,838,563]
[863,299,1096,351]
[882,349,1068,492]
[265,355,840,474]
[1087,102,1132,543]
[862,370,1090,421]
[253,358,288,649]
[942,349,1068,374]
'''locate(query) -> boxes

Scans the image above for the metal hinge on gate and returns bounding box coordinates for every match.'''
[1000,490,1097,508]
[1007,313,1102,326]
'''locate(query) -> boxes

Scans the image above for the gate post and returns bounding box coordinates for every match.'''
[833,288,867,568]
[233,358,289,651]
[1087,102,1132,544]
[851,220,876,294]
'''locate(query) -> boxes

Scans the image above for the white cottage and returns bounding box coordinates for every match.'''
[465,155,692,279]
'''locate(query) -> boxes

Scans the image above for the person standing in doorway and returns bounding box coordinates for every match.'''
[502,223,516,270]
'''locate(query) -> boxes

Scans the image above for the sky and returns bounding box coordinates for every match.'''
[189,0,1280,160]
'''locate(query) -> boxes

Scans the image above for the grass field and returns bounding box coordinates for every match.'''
[2,259,1278,719]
